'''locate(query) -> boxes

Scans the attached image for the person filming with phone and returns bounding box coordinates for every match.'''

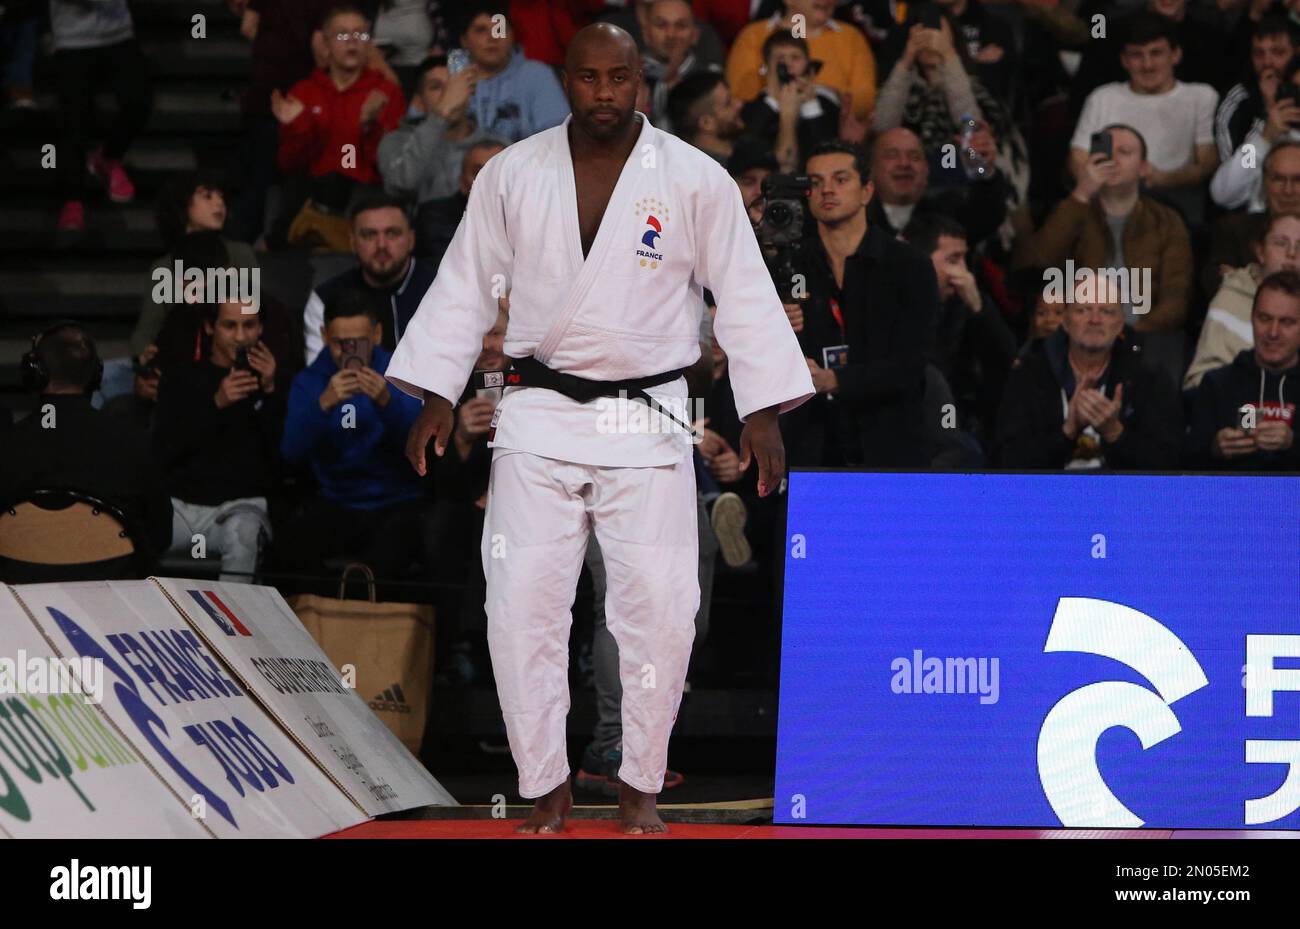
[276,288,428,591]
[1016,124,1193,335]
[153,296,283,582]
[1212,57,1300,213]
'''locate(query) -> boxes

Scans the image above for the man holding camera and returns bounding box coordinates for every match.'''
[790,140,939,468]
[153,297,284,582]
[278,289,426,587]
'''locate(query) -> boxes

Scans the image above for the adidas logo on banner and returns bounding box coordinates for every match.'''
[370,683,412,714]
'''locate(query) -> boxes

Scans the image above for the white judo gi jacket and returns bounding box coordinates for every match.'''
[386,112,814,465]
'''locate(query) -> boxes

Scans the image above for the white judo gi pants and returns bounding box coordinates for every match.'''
[481,449,700,798]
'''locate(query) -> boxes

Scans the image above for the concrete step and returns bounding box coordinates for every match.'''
[0,205,163,254]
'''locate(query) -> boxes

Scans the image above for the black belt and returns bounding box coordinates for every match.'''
[472,355,697,436]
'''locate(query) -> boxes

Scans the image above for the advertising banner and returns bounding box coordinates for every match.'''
[152,579,455,815]
[775,472,1300,829]
[13,582,367,838]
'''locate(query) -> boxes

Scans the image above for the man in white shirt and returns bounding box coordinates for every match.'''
[1070,12,1218,195]
[387,23,812,835]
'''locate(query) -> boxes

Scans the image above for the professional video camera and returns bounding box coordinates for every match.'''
[755,173,811,303]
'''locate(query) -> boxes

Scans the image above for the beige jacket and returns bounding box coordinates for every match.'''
[1184,264,1258,390]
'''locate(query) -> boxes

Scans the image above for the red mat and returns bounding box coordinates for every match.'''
[322,820,1178,839]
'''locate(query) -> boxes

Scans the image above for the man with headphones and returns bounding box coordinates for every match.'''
[0,322,174,567]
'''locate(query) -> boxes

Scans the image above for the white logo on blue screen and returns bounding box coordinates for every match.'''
[1037,598,1300,828]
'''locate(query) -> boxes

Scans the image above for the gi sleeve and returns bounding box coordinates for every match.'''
[693,162,814,421]
[385,152,513,405]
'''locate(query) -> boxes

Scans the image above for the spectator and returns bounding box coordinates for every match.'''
[869,125,1009,251]
[414,139,508,266]
[994,280,1183,470]
[872,14,1027,202]
[738,31,841,172]
[794,140,939,468]
[924,0,1018,103]
[276,289,428,585]
[153,297,286,582]
[132,172,259,360]
[726,138,778,226]
[1186,212,1300,389]
[1069,13,1218,204]
[1017,124,1193,333]
[0,323,172,569]
[303,190,436,363]
[1212,53,1300,212]
[457,2,569,143]
[1214,13,1296,166]
[1206,139,1300,296]
[910,214,1018,443]
[726,0,877,121]
[667,70,746,162]
[372,0,435,96]
[274,4,406,210]
[639,0,722,130]
[1188,269,1300,470]
[51,0,153,233]
[378,55,505,205]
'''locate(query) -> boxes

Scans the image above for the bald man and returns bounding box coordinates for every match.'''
[387,24,813,834]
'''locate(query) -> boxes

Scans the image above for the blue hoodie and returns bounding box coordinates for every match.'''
[281,346,424,509]
[469,47,569,143]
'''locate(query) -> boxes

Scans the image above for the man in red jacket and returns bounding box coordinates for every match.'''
[273,3,406,188]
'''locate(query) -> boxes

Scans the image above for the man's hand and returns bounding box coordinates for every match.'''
[355,367,390,407]
[434,65,478,120]
[1072,152,1114,203]
[709,441,744,483]
[774,79,802,120]
[247,341,276,394]
[215,370,260,409]
[1077,383,1124,442]
[837,90,869,144]
[739,406,785,497]
[1263,92,1300,144]
[974,43,1005,64]
[360,89,390,128]
[783,302,805,333]
[406,393,455,475]
[949,266,982,312]
[454,396,496,440]
[1062,378,1093,439]
[1213,426,1259,458]
[134,344,160,402]
[806,357,838,394]
[320,369,361,410]
[1254,419,1294,451]
[270,89,305,125]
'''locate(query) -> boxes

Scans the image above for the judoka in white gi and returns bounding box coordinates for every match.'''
[386,24,813,833]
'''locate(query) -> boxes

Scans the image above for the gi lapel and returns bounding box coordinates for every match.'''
[534,113,655,364]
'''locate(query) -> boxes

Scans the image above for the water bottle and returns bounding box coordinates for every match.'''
[958,114,989,180]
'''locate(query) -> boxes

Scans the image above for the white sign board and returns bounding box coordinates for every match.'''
[12,582,367,838]
[151,578,455,815]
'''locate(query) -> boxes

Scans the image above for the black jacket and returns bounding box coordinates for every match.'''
[1187,349,1300,471]
[153,360,287,505]
[793,224,939,467]
[994,327,1183,469]
[0,395,173,554]
[312,258,437,354]
[933,289,1018,436]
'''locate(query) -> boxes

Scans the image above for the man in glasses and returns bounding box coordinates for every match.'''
[274,3,406,190]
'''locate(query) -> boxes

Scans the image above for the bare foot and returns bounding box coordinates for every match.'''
[515,778,572,834]
[619,782,667,834]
